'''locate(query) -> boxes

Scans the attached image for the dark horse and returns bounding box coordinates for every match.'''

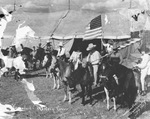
[99,58,140,110]
[33,47,45,69]
[55,57,93,105]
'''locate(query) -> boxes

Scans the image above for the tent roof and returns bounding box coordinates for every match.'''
[101,12,131,39]
[52,10,131,39]
[51,10,100,39]
[4,10,131,40]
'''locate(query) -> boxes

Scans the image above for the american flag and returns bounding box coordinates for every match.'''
[84,15,102,40]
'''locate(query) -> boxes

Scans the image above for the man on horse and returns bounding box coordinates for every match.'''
[135,48,150,96]
[20,44,33,69]
[69,46,82,70]
[57,42,66,60]
[35,43,45,69]
[86,43,101,86]
[101,39,114,54]
[109,48,123,66]
[45,40,53,55]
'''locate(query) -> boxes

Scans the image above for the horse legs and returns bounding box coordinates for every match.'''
[104,87,110,110]
[68,90,72,104]
[56,76,60,89]
[112,97,117,111]
[88,84,93,105]
[45,67,49,78]
[80,84,85,105]
[52,73,60,89]
[63,81,68,102]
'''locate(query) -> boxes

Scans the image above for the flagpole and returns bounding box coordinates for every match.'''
[101,15,104,51]
[129,0,132,9]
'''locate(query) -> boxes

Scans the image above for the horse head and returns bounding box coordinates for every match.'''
[99,57,114,84]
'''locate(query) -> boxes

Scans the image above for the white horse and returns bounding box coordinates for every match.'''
[43,54,60,89]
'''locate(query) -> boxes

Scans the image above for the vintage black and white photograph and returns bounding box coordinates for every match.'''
[0,0,150,119]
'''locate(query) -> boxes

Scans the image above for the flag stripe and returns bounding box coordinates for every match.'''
[85,27,102,33]
[84,15,102,40]
[84,30,102,38]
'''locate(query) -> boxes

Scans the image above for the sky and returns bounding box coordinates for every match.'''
[0,0,147,14]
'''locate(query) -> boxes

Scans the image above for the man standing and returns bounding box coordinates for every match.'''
[87,43,101,86]
[135,49,150,96]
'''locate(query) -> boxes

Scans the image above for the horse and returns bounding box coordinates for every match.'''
[99,59,139,111]
[53,56,93,105]
[20,47,33,70]
[33,47,45,69]
[42,50,60,89]
[68,58,93,105]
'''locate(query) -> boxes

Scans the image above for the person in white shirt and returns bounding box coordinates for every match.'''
[87,43,101,86]
[101,39,113,54]
[69,47,82,70]
[135,49,150,96]
[57,42,66,60]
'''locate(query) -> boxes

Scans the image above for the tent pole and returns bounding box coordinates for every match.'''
[129,0,132,8]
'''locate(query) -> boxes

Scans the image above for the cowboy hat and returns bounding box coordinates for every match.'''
[86,43,96,51]
[58,42,63,47]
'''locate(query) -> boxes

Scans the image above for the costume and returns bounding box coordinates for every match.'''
[101,39,113,54]
[109,51,123,65]
[70,51,82,70]
[136,53,150,93]
[57,42,66,60]
[87,43,101,86]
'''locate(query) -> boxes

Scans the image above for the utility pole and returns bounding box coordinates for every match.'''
[68,0,70,10]
[130,0,132,9]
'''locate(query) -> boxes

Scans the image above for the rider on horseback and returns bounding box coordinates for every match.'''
[45,40,53,54]
[57,42,66,61]
[134,48,150,96]
[86,43,101,87]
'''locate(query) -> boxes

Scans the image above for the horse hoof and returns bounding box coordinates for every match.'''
[81,103,85,106]
[114,108,117,111]
[88,103,92,107]
[63,100,67,102]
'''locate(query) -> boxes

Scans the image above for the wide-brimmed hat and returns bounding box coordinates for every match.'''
[86,43,96,51]
[58,42,63,47]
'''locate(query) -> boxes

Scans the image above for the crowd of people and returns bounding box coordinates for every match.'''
[1,36,150,96]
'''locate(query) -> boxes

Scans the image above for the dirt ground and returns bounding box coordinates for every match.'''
[0,69,150,119]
